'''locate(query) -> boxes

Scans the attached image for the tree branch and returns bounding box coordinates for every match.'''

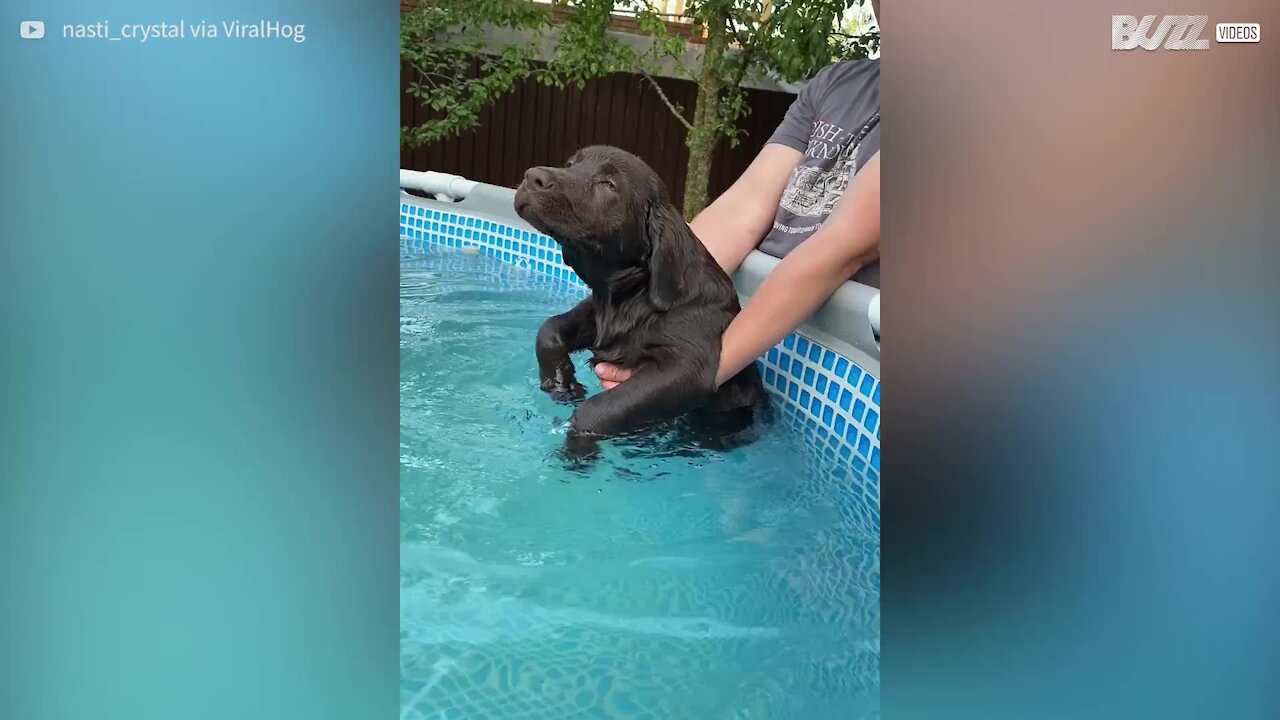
[642,72,694,131]
[727,9,774,91]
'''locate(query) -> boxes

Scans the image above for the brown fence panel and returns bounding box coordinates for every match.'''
[401,58,796,208]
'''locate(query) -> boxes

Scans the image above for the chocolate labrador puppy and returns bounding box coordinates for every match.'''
[514,145,762,456]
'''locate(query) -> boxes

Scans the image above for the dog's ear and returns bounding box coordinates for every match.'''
[644,200,691,311]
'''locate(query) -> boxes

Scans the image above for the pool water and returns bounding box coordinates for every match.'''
[400,246,880,719]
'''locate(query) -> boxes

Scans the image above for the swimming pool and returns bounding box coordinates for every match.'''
[400,175,881,719]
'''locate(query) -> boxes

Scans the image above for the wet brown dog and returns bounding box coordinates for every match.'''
[514,146,762,456]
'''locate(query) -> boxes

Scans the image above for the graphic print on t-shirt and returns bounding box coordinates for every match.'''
[779,113,878,220]
[780,124,859,217]
[759,60,878,266]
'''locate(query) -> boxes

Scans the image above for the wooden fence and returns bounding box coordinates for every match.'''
[401,57,796,208]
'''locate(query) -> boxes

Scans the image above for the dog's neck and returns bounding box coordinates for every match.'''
[589,266,647,304]
[561,246,647,300]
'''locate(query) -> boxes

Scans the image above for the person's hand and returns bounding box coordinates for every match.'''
[593,362,634,390]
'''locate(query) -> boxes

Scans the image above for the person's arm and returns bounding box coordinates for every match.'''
[690,144,802,275]
[689,62,831,274]
[714,152,879,385]
[597,152,879,391]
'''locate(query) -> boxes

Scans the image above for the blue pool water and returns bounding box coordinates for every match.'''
[400,247,880,719]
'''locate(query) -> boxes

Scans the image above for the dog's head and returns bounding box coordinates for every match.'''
[514,146,692,308]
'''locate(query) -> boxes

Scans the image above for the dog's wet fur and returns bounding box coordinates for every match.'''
[514,146,763,458]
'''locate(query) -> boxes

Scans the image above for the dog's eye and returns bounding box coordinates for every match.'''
[598,179,617,191]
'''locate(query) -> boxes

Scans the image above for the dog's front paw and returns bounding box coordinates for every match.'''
[562,431,602,464]
[541,378,587,402]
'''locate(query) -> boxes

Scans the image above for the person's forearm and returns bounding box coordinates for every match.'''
[688,201,763,276]
[714,152,880,386]
[714,234,869,386]
[686,144,803,275]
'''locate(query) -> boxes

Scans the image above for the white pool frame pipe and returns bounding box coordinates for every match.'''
[399,170,478,202]
[869,294,880,337]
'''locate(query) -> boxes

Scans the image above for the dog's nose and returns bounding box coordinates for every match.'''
[524,167,554,191]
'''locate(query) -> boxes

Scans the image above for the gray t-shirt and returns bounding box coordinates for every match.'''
[759,60,880,287]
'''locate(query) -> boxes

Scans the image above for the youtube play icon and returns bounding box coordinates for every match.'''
[21,20,46,40]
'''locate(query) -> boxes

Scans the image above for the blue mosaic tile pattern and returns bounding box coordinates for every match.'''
[760,336,881,504]
[401,201,880,492]
[401,203,587,289]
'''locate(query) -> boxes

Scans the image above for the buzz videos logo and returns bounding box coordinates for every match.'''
[1112,15,1210,50]
[1112,15,1261,50]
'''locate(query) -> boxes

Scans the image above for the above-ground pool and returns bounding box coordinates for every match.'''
[400,180,881,719]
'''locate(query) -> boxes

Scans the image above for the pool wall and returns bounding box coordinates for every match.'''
[400,180,880,491]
